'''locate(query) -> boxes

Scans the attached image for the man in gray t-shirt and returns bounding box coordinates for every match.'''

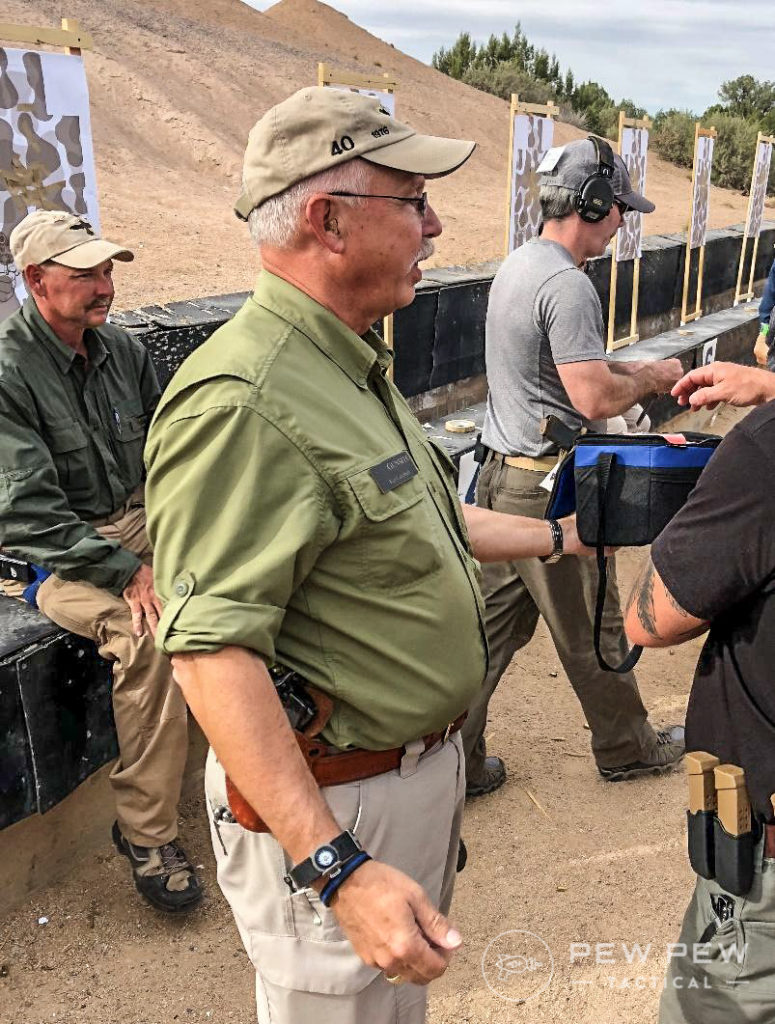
[463,137,686,795]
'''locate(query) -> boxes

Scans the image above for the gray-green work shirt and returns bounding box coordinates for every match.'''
[145,272,488,751]
[0,298,159,594]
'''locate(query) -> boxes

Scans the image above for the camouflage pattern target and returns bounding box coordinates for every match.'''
[508,113,554,253]
[0,48,100,319]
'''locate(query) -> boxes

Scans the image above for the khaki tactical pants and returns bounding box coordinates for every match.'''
[660,840,775,1023]
[3,500,188,847]
[205,733,465,1024]
[461,457,655,782]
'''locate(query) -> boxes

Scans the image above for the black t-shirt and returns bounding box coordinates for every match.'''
[652,402,775,821]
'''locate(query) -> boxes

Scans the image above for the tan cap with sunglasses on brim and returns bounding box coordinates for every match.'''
[10,210,134,271]
[235,86,476,220]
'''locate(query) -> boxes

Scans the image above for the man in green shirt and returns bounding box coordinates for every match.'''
[0,210,201,913]
[145,88,592,1023]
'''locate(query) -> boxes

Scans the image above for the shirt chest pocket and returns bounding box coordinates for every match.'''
[111,399,148,442]
[46,420,92,499]
[346,463,444,592]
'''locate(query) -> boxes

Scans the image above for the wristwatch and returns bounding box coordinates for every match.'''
[284,830,364,892]
[540,518,564,564]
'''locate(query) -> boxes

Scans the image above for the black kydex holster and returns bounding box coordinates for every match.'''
[712,817,761,897]
[687,809,716,880]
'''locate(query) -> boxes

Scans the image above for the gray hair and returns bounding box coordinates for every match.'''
[539,184,576,223]
[247,158,372,249]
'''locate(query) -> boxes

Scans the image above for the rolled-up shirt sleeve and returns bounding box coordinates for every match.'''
[145,402,338,658]
[0,377,141,594]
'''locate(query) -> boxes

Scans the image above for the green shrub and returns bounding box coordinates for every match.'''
[461,63,554,104]
[652,110,696,168]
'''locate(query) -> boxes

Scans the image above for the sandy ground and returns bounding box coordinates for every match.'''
[4,0,768,311]
[0,407,751,1024]
[0,546,713,1024]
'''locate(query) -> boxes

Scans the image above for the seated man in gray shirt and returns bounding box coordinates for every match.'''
[463,137,685,795]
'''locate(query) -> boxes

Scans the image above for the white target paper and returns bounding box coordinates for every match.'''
[508,113,554,253]
[689,135,714,250]
[616,127,649,262]
[326,83,395,117]
[0,48,100,320]
[746,140,773,239]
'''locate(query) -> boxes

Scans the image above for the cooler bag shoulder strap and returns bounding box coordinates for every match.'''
[593,452,644,674]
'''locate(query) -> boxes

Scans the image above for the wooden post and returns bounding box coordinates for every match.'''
[61,17,81,56]
[607,110,651,351]
[0,19,93,49]
[504,95,518,256]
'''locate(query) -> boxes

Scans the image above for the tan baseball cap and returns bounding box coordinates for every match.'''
[235,86,476,220]
[10,210,134,270]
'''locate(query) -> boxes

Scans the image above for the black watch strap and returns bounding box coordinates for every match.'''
[285,830,363,892]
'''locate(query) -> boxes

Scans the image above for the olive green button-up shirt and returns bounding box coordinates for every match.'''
[0,298,160,594]
[145,271,488,751]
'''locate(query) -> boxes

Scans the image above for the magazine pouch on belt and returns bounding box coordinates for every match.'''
[545,432,720,673]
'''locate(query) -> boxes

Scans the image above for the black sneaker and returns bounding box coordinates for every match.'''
[466,755,506,798]
[112,822,202,913]
[598,726,685,782]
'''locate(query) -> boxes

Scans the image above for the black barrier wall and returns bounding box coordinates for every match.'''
[113,223,775,414]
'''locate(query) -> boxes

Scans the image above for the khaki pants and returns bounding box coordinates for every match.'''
[4,501,188,847]
[461,456,655,781]
[660,839,775,1023]
[205,733,465,1024]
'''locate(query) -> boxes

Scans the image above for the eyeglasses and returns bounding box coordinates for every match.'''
[614,199,630,217]
[328,191,429,217]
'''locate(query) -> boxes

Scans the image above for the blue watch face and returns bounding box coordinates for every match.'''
[314,845,338,871]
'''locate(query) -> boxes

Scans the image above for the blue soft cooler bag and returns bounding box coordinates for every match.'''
[545,431,720,672]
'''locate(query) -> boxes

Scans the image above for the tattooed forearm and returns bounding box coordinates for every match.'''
[666,586,693,618]
[636,561,659,638]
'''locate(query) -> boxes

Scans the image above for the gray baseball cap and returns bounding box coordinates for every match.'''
[541,138,655,214]
[235,87,476,220]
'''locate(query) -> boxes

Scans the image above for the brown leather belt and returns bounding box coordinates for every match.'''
[226,712,467,833]
[489,450,559,473]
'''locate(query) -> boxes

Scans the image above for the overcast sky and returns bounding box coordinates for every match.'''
[244,0,769,114]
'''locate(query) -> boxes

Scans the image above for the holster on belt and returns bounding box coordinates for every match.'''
[713,764,759,897]
[225,696,466,834]
[225,685,334,834]
[686,751,719,879]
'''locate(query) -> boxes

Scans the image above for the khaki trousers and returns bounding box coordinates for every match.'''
[461,456,655,782]
[4,502,188,847]
[660,839,775,1024]
[205,733,465,1024]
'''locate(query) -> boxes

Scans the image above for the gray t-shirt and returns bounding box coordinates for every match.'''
[481,238,606,458]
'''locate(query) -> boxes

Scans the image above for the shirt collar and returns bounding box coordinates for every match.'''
[21,297,109,373]
[250,271,393,388]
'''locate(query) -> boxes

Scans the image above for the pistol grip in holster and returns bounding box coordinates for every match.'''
[687,809,716,880]
[712,816,760,897]
[225,685,334,834]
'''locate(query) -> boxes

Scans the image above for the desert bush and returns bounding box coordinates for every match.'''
[461,63,555,104]
[652,110,696,169]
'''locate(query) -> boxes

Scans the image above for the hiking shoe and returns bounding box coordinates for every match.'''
[598,726,685,782]
[112,821,202,913]
[466,755,506,798]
